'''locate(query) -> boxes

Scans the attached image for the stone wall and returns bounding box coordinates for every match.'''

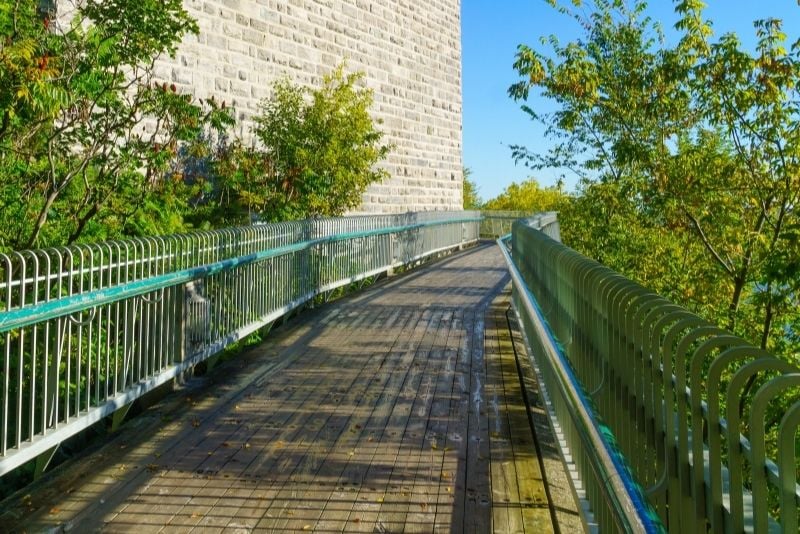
[153,0,464,213]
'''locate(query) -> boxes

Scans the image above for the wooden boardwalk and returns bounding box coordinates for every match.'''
[2,243,579,533]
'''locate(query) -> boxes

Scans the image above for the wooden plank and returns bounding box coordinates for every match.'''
[494,300,554,533]
[277,306,418,531]
[404,308,463,532]
[485,305,522,533]
[363,308,450,531]
[252,305,400,530]
[433,309,468,530]
[308,306,438,531]
[4,244,548,534]
[461,308,493,534]
[332,308,436,532]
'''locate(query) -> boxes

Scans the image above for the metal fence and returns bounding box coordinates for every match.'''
[502,215,799,533]
[480,210,535,238]
[0,211,480,477]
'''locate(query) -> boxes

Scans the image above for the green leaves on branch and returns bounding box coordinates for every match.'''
[0,0,212,249]
[252,66,391,221]
[482,178,567,213]
[0,3,390,247]
[511,0,800,359]
[186,66,391,227]
[462,167,482,210]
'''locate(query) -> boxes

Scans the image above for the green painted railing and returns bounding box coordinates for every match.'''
[481,210,557,239]
[503,215,799,533]
[0,211,480,478]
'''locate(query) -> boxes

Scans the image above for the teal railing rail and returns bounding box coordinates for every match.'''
[481,210,561,239]
[501,214,799,533]
[0,211,480,478]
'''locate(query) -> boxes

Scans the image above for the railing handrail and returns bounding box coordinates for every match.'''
[0,210,481,478]
[505,213,799,533]
[498,233,661,533]
[0,217,481,333]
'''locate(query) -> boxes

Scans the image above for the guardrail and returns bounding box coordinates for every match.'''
[502,214,799,533]
[481,210,550,239]
[0,211,480,478]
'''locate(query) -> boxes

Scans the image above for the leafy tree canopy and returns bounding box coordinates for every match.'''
[0,0,231,250]
[0,4,390,245]
[462,167,482,209]
[510,0,800,359]
[483,177,567,213]
[185,65,391,227]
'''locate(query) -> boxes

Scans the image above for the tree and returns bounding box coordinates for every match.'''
[483,177,567,213]
[0,0,230,250]
[247,66,391,222]
[462,167,482,209]
[509,0,800,357]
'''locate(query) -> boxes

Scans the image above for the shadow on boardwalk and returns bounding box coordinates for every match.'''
[1,243,580,533]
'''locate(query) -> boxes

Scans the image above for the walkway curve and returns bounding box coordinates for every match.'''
[1,243,579,533]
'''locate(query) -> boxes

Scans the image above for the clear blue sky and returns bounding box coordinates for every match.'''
[462,1,800,201]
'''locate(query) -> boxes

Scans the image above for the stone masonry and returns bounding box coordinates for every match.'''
[61,0,464,213]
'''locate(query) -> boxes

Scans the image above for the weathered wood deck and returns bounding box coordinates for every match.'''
[2,243,580,533]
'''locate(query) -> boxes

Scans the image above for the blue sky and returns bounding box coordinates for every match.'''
[462,1,800,201]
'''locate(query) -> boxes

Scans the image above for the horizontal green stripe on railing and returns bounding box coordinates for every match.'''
[0,217,480,334]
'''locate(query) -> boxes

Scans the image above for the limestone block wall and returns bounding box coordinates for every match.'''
[153,0,464,213]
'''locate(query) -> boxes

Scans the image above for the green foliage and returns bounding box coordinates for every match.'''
[0,6,390,244]
[249,66,391,222]
[483,177,567,213]
[182,66,391,227]
[0,0,229,250]
[462,167,482,209]
[511,0,800,361]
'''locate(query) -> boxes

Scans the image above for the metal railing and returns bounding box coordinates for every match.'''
[502,214,799,533]
[0,211,480,477]
[480,210,538,238]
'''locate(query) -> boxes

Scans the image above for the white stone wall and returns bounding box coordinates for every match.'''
[153,0,464,213]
